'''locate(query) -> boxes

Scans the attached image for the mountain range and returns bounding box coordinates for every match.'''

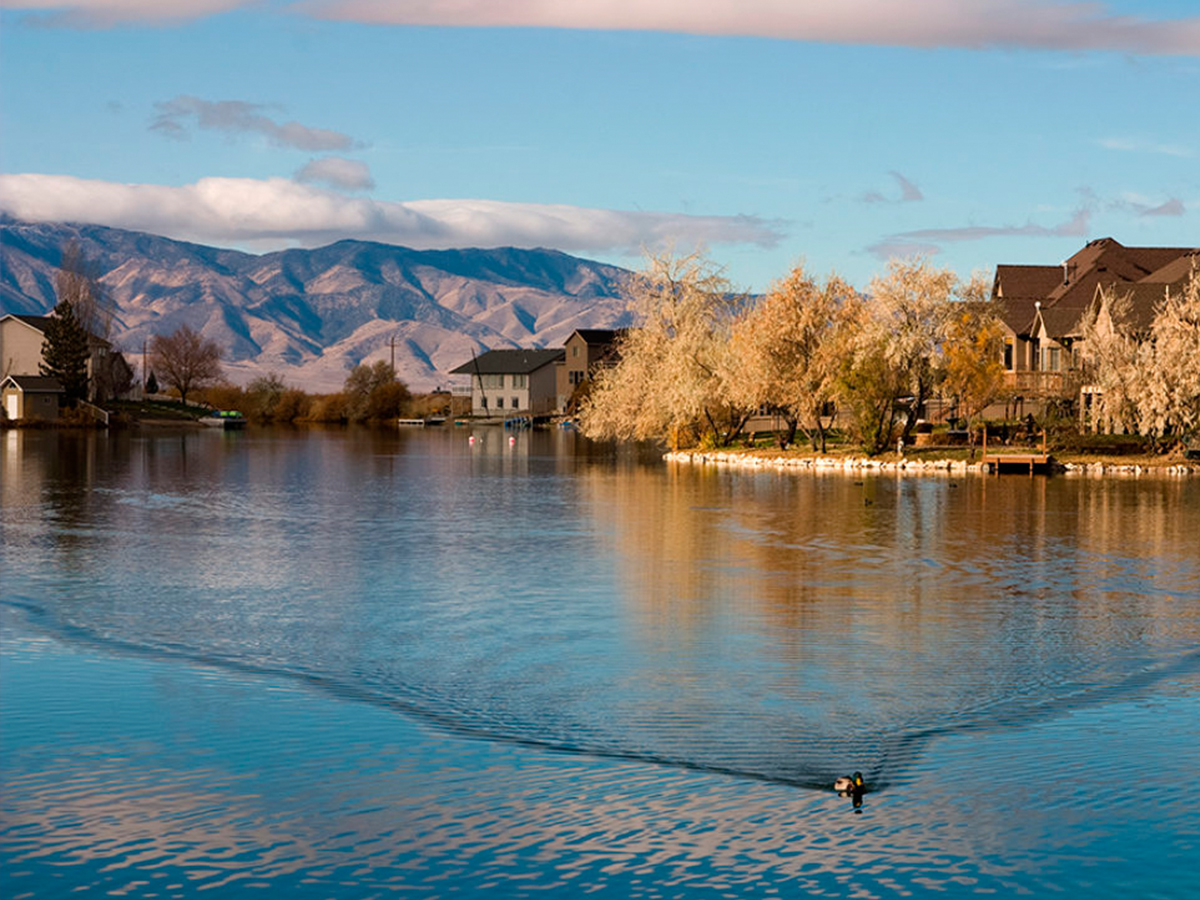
[0,218,635,392]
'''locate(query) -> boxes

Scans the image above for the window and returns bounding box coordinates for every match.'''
[479,373,503,389]
[572,344,580,358]
[511,397,519,409]
[569,370,584,385]
[1004,341,1013,370]
[1047,347,1061,371]
[512,374,527,388]
[495,397,504,409]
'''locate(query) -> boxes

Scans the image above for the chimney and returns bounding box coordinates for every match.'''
[1061,261,1069,285]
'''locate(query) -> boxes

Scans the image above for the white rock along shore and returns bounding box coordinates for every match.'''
[663,450,1198,478]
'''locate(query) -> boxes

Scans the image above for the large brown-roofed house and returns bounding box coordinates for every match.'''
[992,238,1198,407]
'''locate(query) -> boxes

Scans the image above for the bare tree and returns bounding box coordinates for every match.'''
[150,325,222,406]
[57,241,114,343]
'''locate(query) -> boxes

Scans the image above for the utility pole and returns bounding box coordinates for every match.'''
[390,335,395,374]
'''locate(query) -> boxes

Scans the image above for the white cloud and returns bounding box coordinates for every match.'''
[301,0,1200,56]
[151,96,358,152]
[294,157,375,190]
[0,173,784,252]
[5,0,1200,55]
[1097,136,1194,158]
[1,0,247,26]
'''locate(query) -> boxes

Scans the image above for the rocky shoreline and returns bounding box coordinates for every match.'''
[664,449,1199,477]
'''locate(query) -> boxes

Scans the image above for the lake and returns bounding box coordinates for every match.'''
[2,425,1199,898]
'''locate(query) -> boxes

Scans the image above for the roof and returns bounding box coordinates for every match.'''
[1093,281,1176,333]
[1,374,64,392]
[994,239,1197,338]
[0,313,111,348]
[1,314,53,333]
[568,328,623,345]
[449,348,565,375]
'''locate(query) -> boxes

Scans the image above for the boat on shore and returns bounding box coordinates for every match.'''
[199,410,247,430]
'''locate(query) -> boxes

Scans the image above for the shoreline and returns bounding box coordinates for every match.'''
[664,449,1199,478]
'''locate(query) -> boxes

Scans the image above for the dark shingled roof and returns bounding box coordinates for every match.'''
[995,238,1198,339]
[569,328,623,345]
[2,374,64,392]
[449,348,565,375]
[1095,282,1178,333]
[4,314,53,332]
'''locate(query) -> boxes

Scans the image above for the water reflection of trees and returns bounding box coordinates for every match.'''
[580,464,1200,773]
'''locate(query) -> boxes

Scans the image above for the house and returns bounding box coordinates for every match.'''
[450,348,565,417]
[992,238,1198,402]
[0,313,113,402]
[2,374,64,421]
[556,328,624,411]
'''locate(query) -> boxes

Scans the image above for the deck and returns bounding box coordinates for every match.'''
[981,429,1053,474]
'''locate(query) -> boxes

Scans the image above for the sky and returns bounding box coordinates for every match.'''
[0,0,1197,291]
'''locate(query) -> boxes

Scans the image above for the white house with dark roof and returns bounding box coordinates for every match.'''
[450,348,565,417]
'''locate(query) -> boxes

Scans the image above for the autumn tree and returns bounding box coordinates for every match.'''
[865,258,963,443]
[1137,269,1200,445]
[941,301,1007,442]
[150,324,222,406]
[834,301,903,455]
[246,372,287,422]
[39,300,91,405]
[344,360,410,422]
[582,250,749,449]
[727,264,856,451]
[1078,290,1146,434]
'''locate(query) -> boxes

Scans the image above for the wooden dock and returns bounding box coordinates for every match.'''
[982,428,1052,474]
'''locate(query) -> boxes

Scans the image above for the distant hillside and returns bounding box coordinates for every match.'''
[0,219,635,391]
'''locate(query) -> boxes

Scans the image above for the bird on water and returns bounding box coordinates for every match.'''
[834,772,864,793]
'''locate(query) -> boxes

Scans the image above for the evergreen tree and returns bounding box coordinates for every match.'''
[146,370,159,395]
[39,301,91,405]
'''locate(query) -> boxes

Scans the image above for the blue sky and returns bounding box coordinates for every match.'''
[0,0,1197,290]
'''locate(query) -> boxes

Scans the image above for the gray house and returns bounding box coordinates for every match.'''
[450,348,565,417]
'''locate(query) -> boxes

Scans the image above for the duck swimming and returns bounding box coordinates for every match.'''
[834,772,864,793]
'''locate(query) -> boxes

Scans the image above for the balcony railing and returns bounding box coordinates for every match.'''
[1003,371,1080,397]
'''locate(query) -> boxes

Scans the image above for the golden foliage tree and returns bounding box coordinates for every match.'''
[727,264,856,451]
[581,251,749,449]
[941,305,1007,438]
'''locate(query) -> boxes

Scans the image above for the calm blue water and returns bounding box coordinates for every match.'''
[2,426,1199,898]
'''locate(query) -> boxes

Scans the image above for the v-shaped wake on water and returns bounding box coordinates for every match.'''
[7,591,1199,795]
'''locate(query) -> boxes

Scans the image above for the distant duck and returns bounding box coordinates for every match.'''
[834,772,864,793]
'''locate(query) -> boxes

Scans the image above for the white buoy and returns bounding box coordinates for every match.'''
[509,435,516,446]
[468,435,475,445]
